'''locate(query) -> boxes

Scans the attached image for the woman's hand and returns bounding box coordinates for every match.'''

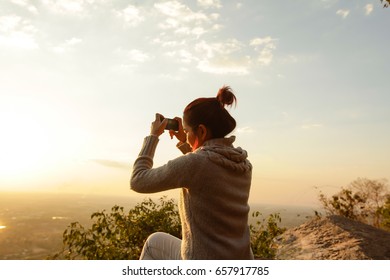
[169,117,186,143]
[150,113,168,137]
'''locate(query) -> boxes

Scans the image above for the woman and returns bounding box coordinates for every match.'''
[130,86,253,260]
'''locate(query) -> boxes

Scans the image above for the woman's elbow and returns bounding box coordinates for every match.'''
[130,175,141,193]
[130,174,149,193]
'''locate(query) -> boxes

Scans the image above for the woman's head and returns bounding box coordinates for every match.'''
[183,86,237,149]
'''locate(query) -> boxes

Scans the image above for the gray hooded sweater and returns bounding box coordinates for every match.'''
[130,135,253,260]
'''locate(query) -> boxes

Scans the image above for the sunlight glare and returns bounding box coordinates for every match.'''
[0,220,6,230]
[0,97,91,190]
[0,106,54,179]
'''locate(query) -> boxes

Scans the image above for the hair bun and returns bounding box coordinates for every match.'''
[216,85,237,107]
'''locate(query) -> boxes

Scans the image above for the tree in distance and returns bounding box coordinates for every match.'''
[318,178,390,230]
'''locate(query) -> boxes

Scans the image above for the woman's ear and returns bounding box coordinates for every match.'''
[197,124,211,142]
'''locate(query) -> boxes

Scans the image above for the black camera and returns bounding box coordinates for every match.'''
[160,116,179,131]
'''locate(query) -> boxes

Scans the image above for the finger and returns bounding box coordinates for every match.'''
[155,113,164,122]
[174,116,182,123]
[174,117,183,130]
[161,118,168,130]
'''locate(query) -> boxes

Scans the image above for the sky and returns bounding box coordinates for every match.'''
[0,0,389,206]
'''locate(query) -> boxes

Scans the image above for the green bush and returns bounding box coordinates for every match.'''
[52,197,285,260]
[52,197,181,260]
[378,195,390,230]
[250,212,286,259]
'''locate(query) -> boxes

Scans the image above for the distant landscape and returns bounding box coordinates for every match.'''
[0,192,318,260]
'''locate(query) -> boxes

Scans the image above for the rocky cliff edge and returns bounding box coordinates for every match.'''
[274,215,390,260]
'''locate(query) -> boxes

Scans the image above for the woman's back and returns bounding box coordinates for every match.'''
[177,137,253,259]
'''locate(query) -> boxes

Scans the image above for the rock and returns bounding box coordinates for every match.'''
[274,215,390,260]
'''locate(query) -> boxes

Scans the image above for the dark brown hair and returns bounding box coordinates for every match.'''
[183,86,237,138]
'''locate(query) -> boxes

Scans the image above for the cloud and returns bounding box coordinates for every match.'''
[236,126,255,134]
[115,48,151,63]
[159,73,184,81]
[52,37,82,53]
[126,49,150,63]
[40,0,113,16]
[336,9,350,19]
[116,5,144,27]
[319,0,339,9]
[0,15,21,33]
[152,0,257,76]
[365,4,373,15]
[154,0,214,37]
[194,39,250,75]
[250,36,277,66]
[90,159,129,170]
[0,15,38,49]
[256,47,275,65]
[111,48,151,73]
[152,2,276,75]
[250,36,274,47]
[301,123,323,129]
[195,39,243,58]
[197,58,250,75]
[110,63,138,74]
[10,0,38,14]
[152,38,186,48]
[165,49,198,63]
[197,0,222,9]
[155,1,207,20]
[156,34,277,75]
[42,0,85,14]
[153,1,253,75]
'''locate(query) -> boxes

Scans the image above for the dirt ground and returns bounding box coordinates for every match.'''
[274,215,390,260]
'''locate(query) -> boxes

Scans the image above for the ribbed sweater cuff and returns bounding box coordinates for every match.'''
[138,135,159,158]
[176,141,192,154]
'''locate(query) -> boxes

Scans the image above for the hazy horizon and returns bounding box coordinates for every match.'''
[0,191,319,260]
[0,181,329,208]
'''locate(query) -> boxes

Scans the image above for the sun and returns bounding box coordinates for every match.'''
[0,105,53,181]
[0,97,91,190]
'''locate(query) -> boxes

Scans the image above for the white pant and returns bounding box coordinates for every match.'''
[140,232,182,260]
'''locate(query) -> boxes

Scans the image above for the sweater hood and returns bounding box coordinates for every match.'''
[199,136,252,173]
